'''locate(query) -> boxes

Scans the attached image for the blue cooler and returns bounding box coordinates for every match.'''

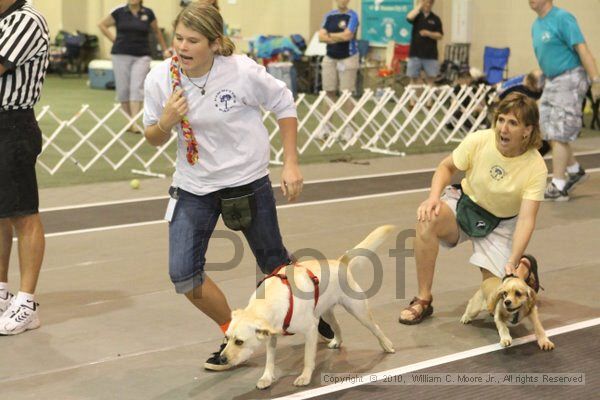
[88,60,115,90]
[267,62,297,97]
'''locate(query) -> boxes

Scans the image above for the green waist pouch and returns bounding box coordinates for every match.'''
[454,185,515,238]
[219,184,257,231]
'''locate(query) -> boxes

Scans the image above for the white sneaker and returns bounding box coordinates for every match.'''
[0,292,14,316]
[0,300,41,335]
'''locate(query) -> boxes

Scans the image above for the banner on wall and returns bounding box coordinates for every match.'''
[361,0,413,46]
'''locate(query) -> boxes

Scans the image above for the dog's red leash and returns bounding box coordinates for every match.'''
[257,264,320,335]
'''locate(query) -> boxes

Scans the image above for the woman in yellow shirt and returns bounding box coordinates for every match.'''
[399,92,547,324]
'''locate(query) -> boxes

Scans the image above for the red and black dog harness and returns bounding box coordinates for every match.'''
[257,264,320,335]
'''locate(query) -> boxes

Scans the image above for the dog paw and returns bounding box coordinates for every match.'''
[256,376,274,390]
[500,338,512,347]
[293,374,312,386]
[327,338,342,349]
[538,338,555,351]
[460,315,472,324]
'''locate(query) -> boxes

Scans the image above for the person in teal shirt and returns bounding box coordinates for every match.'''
[530,0,600,201]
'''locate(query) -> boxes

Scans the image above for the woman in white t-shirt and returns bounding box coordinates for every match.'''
[398,93,548,325]
[143,3,303,370]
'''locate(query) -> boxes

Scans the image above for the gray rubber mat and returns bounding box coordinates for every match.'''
[39,153,600,234]
[313,325,599,400]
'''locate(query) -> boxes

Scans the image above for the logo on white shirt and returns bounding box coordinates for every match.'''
[214,90,237,112]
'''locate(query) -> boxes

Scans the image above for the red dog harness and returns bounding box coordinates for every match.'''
[257,264,320,335]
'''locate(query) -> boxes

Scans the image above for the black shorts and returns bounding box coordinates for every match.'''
[0,109,42,218]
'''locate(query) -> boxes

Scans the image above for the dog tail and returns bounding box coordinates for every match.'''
[338,225,396,266]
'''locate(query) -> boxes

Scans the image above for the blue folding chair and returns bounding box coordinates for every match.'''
[483,46,510,84]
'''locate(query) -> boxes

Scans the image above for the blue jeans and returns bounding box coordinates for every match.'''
[168,175,290,293]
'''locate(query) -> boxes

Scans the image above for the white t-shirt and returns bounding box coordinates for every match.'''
[143,54,297,195]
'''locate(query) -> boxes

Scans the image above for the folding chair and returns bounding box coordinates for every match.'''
[483,46,510,84]
[439,43,471,83]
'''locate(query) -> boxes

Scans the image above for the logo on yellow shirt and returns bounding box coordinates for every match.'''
[490,165,505,181]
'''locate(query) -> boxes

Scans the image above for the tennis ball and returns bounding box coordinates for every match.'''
[130,179,140,189]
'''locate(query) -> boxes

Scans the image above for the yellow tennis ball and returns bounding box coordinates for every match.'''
[130,179,140,189]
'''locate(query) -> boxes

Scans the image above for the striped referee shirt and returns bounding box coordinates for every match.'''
[0,0,49,111]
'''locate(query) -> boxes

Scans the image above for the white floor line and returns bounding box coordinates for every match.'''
[1,317,597,386]
[40,195,168,212]
[38,170,436,213]
[38,150,600,213]
[34,189,428,239]
[44,220,166,238]
[274,317,600,400]
[0,339,205,384]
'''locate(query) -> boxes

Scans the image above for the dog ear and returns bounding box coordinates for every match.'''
[526,287,537,312]
[488,287,503,315]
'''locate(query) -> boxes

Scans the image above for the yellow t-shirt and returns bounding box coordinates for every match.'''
[452,129,548,218]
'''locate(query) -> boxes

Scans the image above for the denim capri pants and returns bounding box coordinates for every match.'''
[168,175,291,294]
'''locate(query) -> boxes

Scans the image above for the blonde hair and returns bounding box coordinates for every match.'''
[493,92,542,150]
[174,2,234,56]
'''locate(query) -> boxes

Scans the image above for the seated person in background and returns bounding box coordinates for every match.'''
[497,69,544,101]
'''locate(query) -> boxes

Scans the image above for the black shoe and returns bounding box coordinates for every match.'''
[203,340,232,371]
[318,318,334,341]
[564,166,588,193]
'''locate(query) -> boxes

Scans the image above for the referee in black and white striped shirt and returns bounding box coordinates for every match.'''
[0,0,49,335]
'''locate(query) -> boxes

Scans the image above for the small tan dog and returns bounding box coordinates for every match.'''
[221,225,396,389]
[460,275,554,351]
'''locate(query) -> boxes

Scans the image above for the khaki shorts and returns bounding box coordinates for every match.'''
[440,186,517,278]
[321,54,359,92]
[112,54,151,102]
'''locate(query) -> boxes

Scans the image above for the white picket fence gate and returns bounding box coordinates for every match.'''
[36,84,496,177]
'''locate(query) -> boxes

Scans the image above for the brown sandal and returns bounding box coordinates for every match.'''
[399,296,434,325]
[518,254,542,293]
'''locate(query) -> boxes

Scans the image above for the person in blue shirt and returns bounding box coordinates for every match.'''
[529,0,600,201]
[317,0,360,141]
[98,0,170,133]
